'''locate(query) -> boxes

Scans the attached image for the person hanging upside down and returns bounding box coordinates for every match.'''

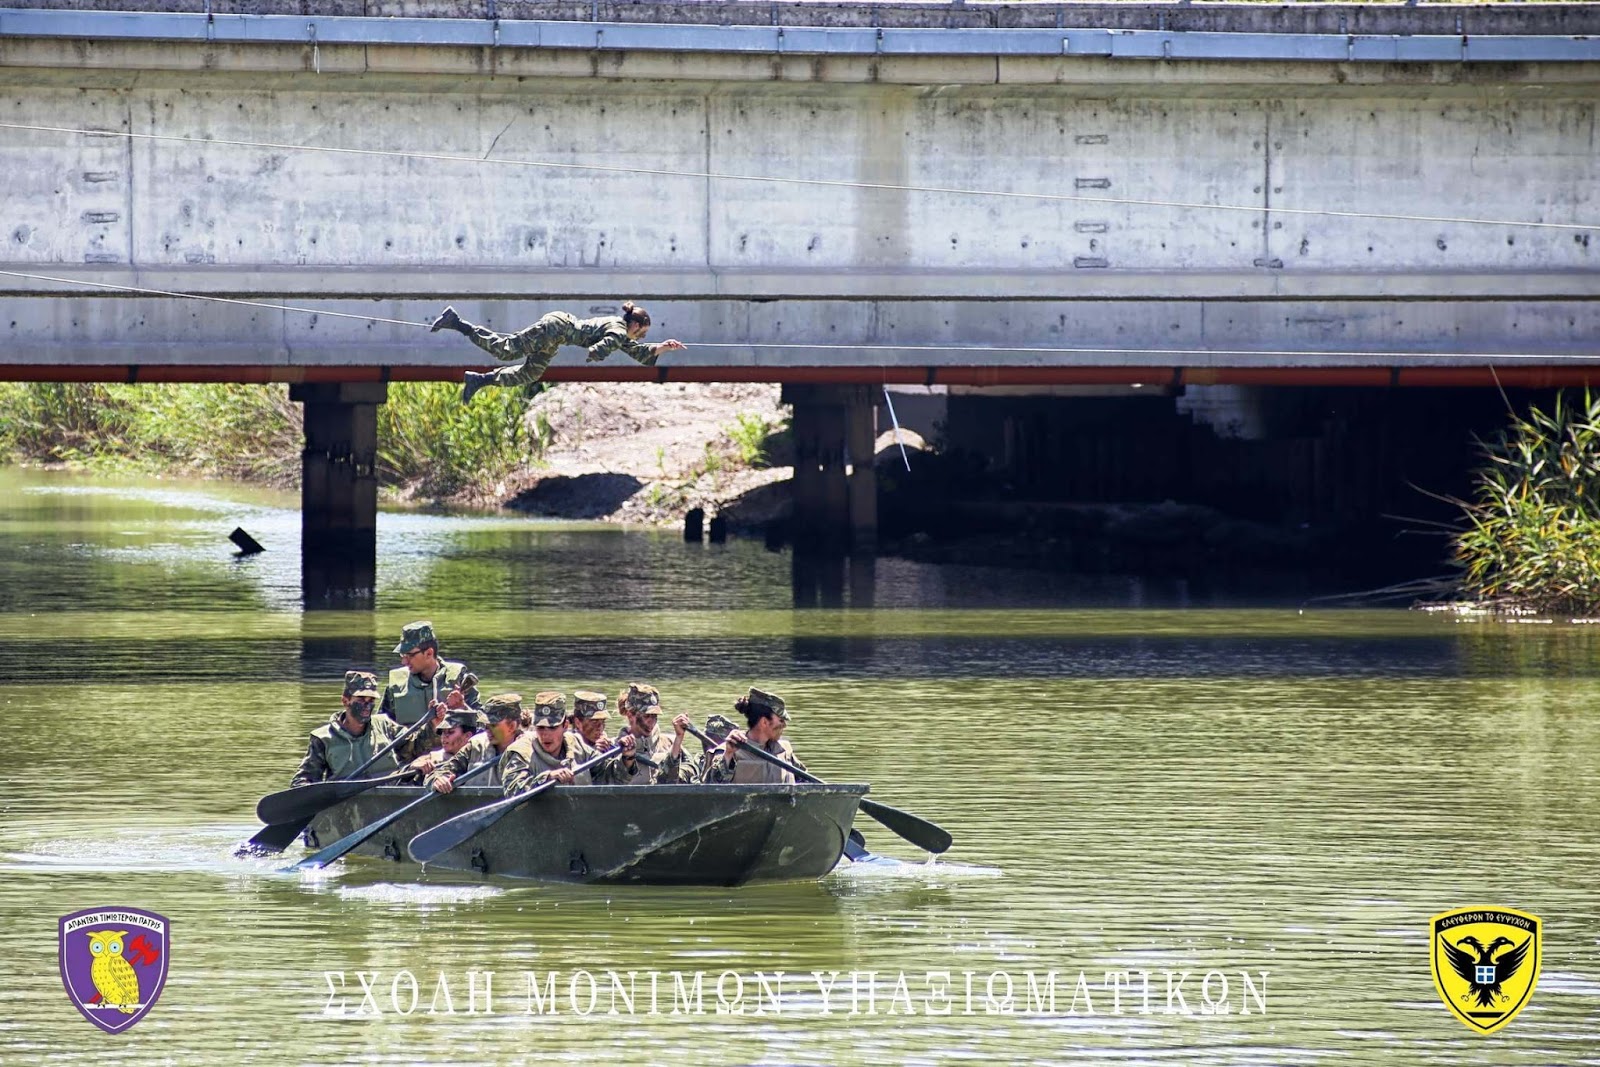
[432,300,687,404]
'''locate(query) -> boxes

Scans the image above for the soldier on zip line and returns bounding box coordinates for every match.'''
[431,301,687,404]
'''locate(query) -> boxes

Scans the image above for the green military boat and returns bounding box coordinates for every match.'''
[303,783,869,885]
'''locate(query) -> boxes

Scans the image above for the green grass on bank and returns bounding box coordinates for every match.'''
[0,381,545,498]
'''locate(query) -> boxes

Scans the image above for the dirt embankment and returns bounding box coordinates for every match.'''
[499,382,793,526]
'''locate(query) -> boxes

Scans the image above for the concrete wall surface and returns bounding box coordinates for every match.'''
[0,9,1596,376]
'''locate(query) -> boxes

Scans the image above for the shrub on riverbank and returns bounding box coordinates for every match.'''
[0,381,545,497]
[377,381,550,497]
[1453,390,1600,615]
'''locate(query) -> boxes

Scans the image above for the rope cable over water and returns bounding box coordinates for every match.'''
[1,121,1596,234]
[0,268,429,328]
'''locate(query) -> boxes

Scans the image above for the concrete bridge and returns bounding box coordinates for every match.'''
[2,1,1598,599]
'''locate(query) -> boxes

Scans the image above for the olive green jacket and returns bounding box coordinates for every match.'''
[502,732,602,795]
[291,713,401,786]
[379,659,479,763]
[424,731,513,790]
[607,728,699,785]
[707,737,803,785]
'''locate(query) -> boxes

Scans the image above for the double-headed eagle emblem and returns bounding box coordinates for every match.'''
[1430,907,1541,1034]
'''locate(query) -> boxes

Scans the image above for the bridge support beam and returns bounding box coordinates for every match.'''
[783,384,877,553]
[290,382,387,608]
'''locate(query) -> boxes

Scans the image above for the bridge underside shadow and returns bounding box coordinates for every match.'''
[874,383,1552,592]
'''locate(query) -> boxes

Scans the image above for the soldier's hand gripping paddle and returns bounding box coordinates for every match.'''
[407,744,623,865]
[686,723,953,855]
[254,768,416,826]
[287,755,502,872]
[235,704,439,857]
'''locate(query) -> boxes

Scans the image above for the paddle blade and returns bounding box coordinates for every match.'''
[289,798,415,872]
[859,798,953,854]
[255,773,404,826]
[234,818,310,857]
[407,787,540,865]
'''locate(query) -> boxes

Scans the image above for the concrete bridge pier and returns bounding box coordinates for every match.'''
[782,385,878,553]
[290,383,387,608]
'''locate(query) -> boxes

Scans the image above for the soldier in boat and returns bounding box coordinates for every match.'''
[502,692,602,793]
[291,670,401,786]
[707,687,800,784]
[426,693,524,793]
[399,708,482,782]
[379,621,480,764]
[770,701,807,773]
[612,683,698,785]
[692,713,737,783]
[569,689,613,750]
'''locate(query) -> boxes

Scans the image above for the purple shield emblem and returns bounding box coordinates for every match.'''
[59,907,170,1034]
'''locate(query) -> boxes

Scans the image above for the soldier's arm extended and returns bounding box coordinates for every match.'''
[423,742,473,790]
[291,735,329,788]
[585,323,661,367]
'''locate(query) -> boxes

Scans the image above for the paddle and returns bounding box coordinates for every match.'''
[237,692,446,856]
[288,755,502,872]
[686,723,953,855]
[408,744,623,865]
[255,767,417,826]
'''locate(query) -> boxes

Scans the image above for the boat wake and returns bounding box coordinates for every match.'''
[831,855,1002,882]
[1,824,272,876]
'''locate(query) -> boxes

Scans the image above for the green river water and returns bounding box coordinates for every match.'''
[0,467,1597,1065]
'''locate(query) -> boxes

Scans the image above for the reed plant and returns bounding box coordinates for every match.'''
[1453,390,1600,615]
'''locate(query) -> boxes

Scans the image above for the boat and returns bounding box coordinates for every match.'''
[303,782,870,885]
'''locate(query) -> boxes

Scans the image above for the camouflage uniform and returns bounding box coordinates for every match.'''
[425,694,523,791]
[693,713,737,784]
[502,695,602,794]
[398,708,481,783]
[378,621,480,764]
[291,671,401,786]
[608,683,698,785]
[457,311,662,389]
[706,687,803,784]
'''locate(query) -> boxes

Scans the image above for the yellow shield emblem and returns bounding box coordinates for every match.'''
[1431,906,1541,1034]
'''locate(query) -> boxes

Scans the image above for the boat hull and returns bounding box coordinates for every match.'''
[305,783,868,886]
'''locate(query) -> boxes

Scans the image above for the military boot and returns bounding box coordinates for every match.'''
[461,370,491,406]
[431,306,468,334]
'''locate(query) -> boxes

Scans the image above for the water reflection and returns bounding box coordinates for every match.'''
[2,468,1600,1067]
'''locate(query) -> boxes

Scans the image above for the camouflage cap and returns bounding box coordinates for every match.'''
[620,683,662,715]
[745,686,785,718]
[393,620,437,655]
[483,693,523,723]
[704,714,736,741]
[534,691,567,716]
[572,689,607,719]
[343,670,381,699]
[443,708,482,733]
[532,703,566,728]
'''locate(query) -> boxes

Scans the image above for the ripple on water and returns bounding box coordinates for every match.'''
[332,883,505,906]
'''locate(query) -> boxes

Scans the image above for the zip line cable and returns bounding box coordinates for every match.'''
[2,267,1595,363]
[0,268,426,328]
[1,120,1596,234]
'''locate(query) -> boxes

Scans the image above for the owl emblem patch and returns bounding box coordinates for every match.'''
[59,907,169,1034]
